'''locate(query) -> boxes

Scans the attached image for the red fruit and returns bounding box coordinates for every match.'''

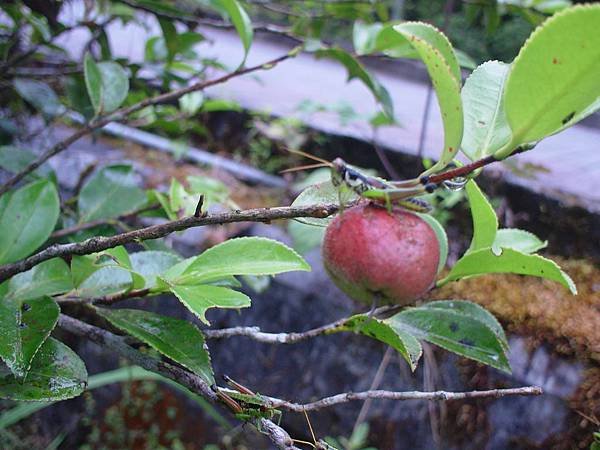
[322,203,440,306]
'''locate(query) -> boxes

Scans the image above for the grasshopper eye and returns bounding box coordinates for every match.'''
[344,170,362,187]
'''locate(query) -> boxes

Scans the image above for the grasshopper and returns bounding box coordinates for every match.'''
[284,150,437,212]
[212,375,282,431]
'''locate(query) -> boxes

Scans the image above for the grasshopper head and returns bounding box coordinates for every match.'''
[331,157,347,188]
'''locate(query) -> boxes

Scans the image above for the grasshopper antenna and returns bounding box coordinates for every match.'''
[280,162,330,174]
[304,408,318,444]
[284,148,333,166]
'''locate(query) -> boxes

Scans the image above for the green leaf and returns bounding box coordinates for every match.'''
[461,61,512,160]
[84,53,103,115]
[83,54,129,115]
[129,251,182,289]
[13,79,64,117]
[75,266,132,298]
[0,338,87,401]
[389,303,511,373]
[314,48,394,119]
[465,180,498,253]
[340,315,422,370]
[97,62,129,113]
[288,220,325,255]
[168,283,251,325]
[178,237,310,284]
[78,164,147,222]
[353,21,384,55]
[179,92,204,115]
[499,4,600,157]
[97,308,214,384]
[417,213,448,273]
[0,146,55,182]
[158,16,178,63]
[439,247,577,294]
[392,22,463,174]
[0,179,59,265]
[5,258,72,301]
[0,296,59,379]
[290,179,350,227]
[414,300,508,351]
[211,0,253,64]
[493,228,547,254]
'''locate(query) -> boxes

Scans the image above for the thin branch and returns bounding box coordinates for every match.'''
[425,145,531,185]
[0,49,299,197]
[203,305,401,343]
[265,386,543,412]
[0,203,339,283]
[57,314,299,450]
[58,287,152,306]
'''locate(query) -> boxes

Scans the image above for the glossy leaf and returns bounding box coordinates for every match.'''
[315,48,394,118]
[461,61,512,160]
[75,266,132,298]
[211,0,253,63]
[466,180,498,253]
[389,303,511,372]
[353,21,384,55]
[13,78,64,117]
[0,338,87,401]
[493,228,547,254]
[5,258,72,301]
[417,213,448,273]
[0,295,59,379]
[340,315,422,370]
[97,62,129,113]
[84,53,102,115]
[288,220,325,255]
[0,146,55,181]
[499,4,600,157]
[178,237,310,284]
[78,164,147,222]
[392,23,463,174]
[168,283,251,325]
[97,308,214,384]
[439,247,577,294]
[290,180,350,227]
[0,179,59,265]
[414,300,508,350]
[129,251,182,289]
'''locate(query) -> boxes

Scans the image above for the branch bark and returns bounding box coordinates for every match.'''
[0,50,299,197]
[0,203,339,283]
[58,314,299,450]
[264,386,543,412]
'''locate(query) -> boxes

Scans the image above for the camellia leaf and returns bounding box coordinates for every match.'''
[493,228,547,254]
[5,258,72,302]
[465,180,498,253]
[178,237,310,285]
[439,247,577,294]
[388,302,511,373]
[461,61,512,160]
[290,179,351,227]
[129,251,182,289]
[392,22,463,175]
[0,295,60,379]
[13,78,65,118]
[0,338,87,401]
[211,0,253,64]
[97,308,214,384]
[353,21,384,55]
[84,52,103,115]
[0,146,56,182]
[78,164,147,222]
[498,4,600,157]
[417,213,448,273]
[314,47,394,119]
[167,283,251,325]
[340,315,422,370]
[0,179,59,265]
[413,300,508,351]
[97,61,129,113]
[84,54,129,115]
